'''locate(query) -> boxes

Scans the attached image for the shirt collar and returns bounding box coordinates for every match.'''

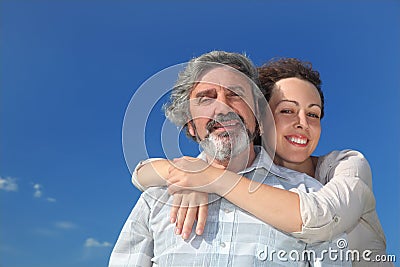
[237,146,273,175]
[197,145,294,179]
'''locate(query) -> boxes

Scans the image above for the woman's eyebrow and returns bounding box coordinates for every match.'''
[277,99,299,106]
[277,99,322,110]
[309,103,322,109]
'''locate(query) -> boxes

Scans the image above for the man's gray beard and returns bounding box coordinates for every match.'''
[200,128,250,162]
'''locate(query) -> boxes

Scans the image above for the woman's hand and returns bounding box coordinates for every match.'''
[170,190,208,239]
[166,157,226,194]
[166,156,242,239]
[167,157,221,239]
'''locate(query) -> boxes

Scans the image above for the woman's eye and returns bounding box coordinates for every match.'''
[307,113,320,119]
[280,109,293,114]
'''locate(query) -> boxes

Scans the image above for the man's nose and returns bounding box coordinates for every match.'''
[213,95,232,115]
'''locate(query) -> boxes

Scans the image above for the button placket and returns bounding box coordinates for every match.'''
[218,199,235,260]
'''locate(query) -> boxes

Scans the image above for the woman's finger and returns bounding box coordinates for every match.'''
[181,206,198,239]
[175,206,188,235]
[196,204,208,236]
[170,194,182,224]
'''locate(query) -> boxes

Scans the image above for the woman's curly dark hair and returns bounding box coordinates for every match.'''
[258,58,324,118]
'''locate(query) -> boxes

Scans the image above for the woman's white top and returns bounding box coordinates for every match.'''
[292,150,390,266]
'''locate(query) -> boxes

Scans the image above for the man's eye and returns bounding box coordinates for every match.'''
[198,97,213,104]
[228,92,241,97]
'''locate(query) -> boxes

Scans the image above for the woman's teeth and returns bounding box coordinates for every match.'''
[287,136,307,145]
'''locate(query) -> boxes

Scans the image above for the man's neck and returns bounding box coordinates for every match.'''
[206,144,256,173]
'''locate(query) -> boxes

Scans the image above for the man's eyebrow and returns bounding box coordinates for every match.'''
[194,88,216,98]
[226,85,246,94]
[192,85,246,98]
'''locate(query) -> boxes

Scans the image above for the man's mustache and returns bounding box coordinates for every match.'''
[205,112,246,134]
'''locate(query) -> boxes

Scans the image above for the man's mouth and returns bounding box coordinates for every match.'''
[206,112,245,133]
[285,135,309,146]
[212,120,241,132]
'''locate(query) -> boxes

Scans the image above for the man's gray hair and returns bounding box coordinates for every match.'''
[164,51,263,137]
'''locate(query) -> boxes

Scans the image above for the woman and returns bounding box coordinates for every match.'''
[133,58,390,266]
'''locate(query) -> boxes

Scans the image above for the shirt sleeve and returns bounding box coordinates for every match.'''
[131,158,165,192]
[108,196,154,267]
[290,150,376,243]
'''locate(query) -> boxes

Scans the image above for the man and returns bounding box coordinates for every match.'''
[109,51,349,266]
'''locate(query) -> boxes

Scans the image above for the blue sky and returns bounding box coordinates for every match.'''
[1,1,399,266]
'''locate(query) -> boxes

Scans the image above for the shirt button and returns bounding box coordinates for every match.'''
[334,216,340,223]
[220,242,226,248]
[224,208,232,213]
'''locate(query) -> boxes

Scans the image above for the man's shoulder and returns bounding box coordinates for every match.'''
[140,186,171,205]
[143,186,168,193]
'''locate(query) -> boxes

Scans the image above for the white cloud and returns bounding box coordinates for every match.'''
[31,183,56,202]
[1,178,56,203]
[33,183,43,198]
[46,197,57,202]
[84,238,112,248]
[0,177,18,192]
[55,221,77,230]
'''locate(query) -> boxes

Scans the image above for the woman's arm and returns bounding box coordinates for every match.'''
[167,150,374,242]
[137,157,299,234]
[291,150,375,242]
[167,157,303,233]
[132,159,170,190]
[132,158,209,239]
[134,150,373,243]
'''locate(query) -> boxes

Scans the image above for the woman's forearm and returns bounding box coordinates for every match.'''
[166,158,304,233]
[142,150,373,242]
[134,160,170,189]
[215,172,302,233]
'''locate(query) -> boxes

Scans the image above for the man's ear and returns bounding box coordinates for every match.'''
[257,120,264,136]
[254,102,264,136]
[187,120,195,137]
